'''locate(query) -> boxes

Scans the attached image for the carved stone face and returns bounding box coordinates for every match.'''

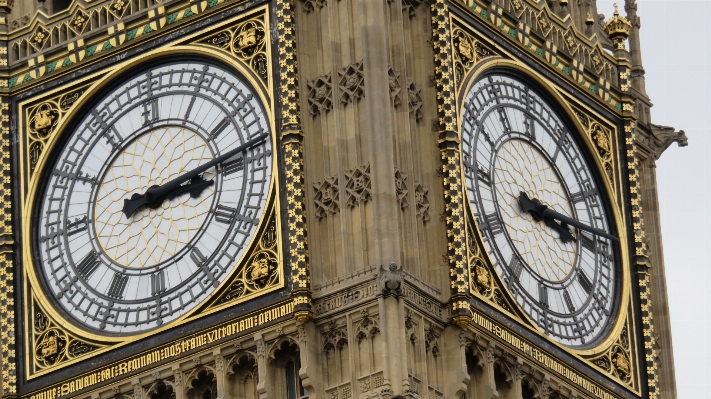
[321,185,336,203]
[315,85,329,101]
[415,190,424,203]
[345,73,359,90]
[353,175,365,192]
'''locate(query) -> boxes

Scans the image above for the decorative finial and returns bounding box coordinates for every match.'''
[604,4,632,50]
[586,12,595,25]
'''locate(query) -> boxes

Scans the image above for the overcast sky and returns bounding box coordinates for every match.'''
[595,1,710,397]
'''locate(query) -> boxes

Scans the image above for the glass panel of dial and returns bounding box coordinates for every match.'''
[461,74,615,347]
[36,61,272,334]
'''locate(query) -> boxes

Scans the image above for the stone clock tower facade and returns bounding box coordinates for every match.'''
[0,0,686,399]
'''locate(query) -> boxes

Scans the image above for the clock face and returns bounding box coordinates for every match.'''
[461,73,617,347]
[35,60,273,334]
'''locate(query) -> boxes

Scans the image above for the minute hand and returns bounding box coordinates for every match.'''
[122,133,269,218]
[518,192,618,242]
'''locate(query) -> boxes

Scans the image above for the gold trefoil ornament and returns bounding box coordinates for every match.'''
[474,262,491,291]
[458,38,473,61]
[613,352,630,376]
[40,335,58,358]
[593,127,611,155]
[34,109,54,131]
[250,257,271,281]
[236,27,258,49]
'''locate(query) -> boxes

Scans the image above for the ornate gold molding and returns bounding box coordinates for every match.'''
[201,14,270,86]
[0,93,15,396]
[571,105,619,198]
[431,0,472,327]
[584,310,638,391]
[276,0,313,323]
[24,84,89,175]
[451,25,495,88]
[466,223,518,316]
[206,210,282,308]
[29,292,108,374]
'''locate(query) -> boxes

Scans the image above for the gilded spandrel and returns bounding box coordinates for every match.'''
[0,1,684,399]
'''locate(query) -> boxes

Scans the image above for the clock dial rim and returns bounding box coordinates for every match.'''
[25,51,279,338]
[458,64,628,350]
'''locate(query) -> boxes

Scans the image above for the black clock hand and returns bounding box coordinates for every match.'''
[122,133,268,218]
[165,175,215,201]
[518,192,619,242]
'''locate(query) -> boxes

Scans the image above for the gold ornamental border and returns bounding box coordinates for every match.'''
[20,40,284,377]
[471,309,624,399]
[26,300,294,399]
[457,59,633,362]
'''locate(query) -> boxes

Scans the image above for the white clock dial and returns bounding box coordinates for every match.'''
[36,60,272,334]
[462,73,617,347]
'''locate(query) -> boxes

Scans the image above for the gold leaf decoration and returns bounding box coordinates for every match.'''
[30,295,106,373]
[215,211,281,305]
[201,15,269,84]
[25,87,88,175]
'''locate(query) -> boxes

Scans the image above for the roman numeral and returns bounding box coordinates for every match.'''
[578,271,593,294]
[523,113,536,140]
[142,98,160,126]
[563,289,575,312]
[76,251,100,279]
[190,247,207,266]
[569,191,586,204]
[190,247,218,288]
[210,117,231,139]
[107,273,128,299]
[222,157,244,176]
[66,216,88,237]
[552,128,568,161]
[485,213,503,236]
[151,271,166,296]
[571,183,598,205]
[183,96,196,124]
[508,255,524,280]
[214,204,237,224]
[539,284,549,309]
[581,233,596,252]
[497,108,512,133]
[477,166,491,186]
[482,128,495,148]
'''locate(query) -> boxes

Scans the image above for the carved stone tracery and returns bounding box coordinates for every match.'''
[338,61,365,105]
[406,79,423,122]
[395,168,408,210]
[313,175,340,220]
[413,182,429,223]
[388,66,402,107]
[344,163,371,208]
[307,74,334,116]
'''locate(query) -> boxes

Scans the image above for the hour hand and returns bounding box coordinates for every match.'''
[518,192,576,243]
[518,192,619,242]
[122,175,214,218]
[166,175,214,201]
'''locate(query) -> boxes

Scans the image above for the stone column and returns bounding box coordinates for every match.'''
[213,350,226,399]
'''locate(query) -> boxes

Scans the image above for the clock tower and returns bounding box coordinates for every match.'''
[0,1,684,399]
